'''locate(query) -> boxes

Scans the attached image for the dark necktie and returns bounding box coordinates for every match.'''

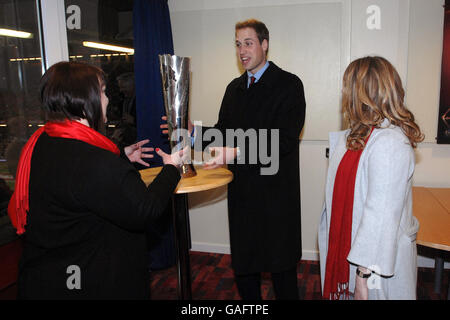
[249,76,256,87]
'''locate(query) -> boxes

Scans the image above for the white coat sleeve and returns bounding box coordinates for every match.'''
[347,131,414,277]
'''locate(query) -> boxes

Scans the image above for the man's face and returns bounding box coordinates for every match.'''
[235,27,268,75]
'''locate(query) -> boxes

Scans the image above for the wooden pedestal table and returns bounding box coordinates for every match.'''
[140,166,233,299]
[412,187,450,299]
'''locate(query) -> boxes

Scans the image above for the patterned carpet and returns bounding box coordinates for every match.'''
[150,252,323,300]
[0,247,448,300]
[149,251,449,300]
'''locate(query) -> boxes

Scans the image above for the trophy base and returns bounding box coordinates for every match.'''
[180,163,197,178]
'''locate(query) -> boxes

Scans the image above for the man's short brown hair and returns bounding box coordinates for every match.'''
[235,19,269,45]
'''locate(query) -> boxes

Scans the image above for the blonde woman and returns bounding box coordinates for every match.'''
[319,56,424,300]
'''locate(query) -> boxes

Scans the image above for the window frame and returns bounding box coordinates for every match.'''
[37,0,69,71]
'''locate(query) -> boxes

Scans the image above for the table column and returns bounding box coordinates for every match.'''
[172,193,192,300]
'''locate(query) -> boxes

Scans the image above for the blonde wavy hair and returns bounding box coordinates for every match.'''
[342,56,424,150]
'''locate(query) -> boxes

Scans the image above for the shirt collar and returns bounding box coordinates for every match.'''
[247,61,270,87]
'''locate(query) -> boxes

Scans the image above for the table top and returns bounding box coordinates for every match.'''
[140,166,233,194]
[413,186,450,251]
[425,188,450,213]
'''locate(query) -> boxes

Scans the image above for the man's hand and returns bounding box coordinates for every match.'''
[124,139,154,167]
[160,116,194,136]
[203,147,237,170]
[160,116,169,135]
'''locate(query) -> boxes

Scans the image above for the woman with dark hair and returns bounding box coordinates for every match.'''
[319,56,424,300]
[8,61,182,299]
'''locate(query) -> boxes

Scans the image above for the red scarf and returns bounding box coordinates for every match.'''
[7,120,120,235]
[323,129,373,300]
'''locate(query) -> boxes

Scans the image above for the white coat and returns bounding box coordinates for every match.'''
[318,119,419,300]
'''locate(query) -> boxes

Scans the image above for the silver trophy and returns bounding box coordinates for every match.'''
[159,54,196,178]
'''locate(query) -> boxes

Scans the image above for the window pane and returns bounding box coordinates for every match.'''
[0,0,44,192]
[64,0,135,149]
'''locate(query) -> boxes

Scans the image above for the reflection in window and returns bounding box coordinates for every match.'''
[0,0,44,193]
[64,0,135,149]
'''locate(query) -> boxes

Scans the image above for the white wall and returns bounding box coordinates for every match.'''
[169,0,350,139]
[350,0,410,84]
[169,0,450,268]
[406,0,450,268]
[406,0,445,143]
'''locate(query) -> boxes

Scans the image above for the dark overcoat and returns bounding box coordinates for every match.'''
[204,61,306,274]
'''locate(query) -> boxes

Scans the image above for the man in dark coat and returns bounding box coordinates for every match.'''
[200,19,306,300]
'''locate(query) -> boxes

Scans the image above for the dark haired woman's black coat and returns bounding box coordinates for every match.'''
[17,133,180,299]
[202,62,306,274]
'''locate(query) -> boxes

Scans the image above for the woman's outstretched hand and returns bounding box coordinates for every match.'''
[124,139,154,167]
[155,147,184,168]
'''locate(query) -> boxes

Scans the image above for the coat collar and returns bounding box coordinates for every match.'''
[322,130,348,240]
